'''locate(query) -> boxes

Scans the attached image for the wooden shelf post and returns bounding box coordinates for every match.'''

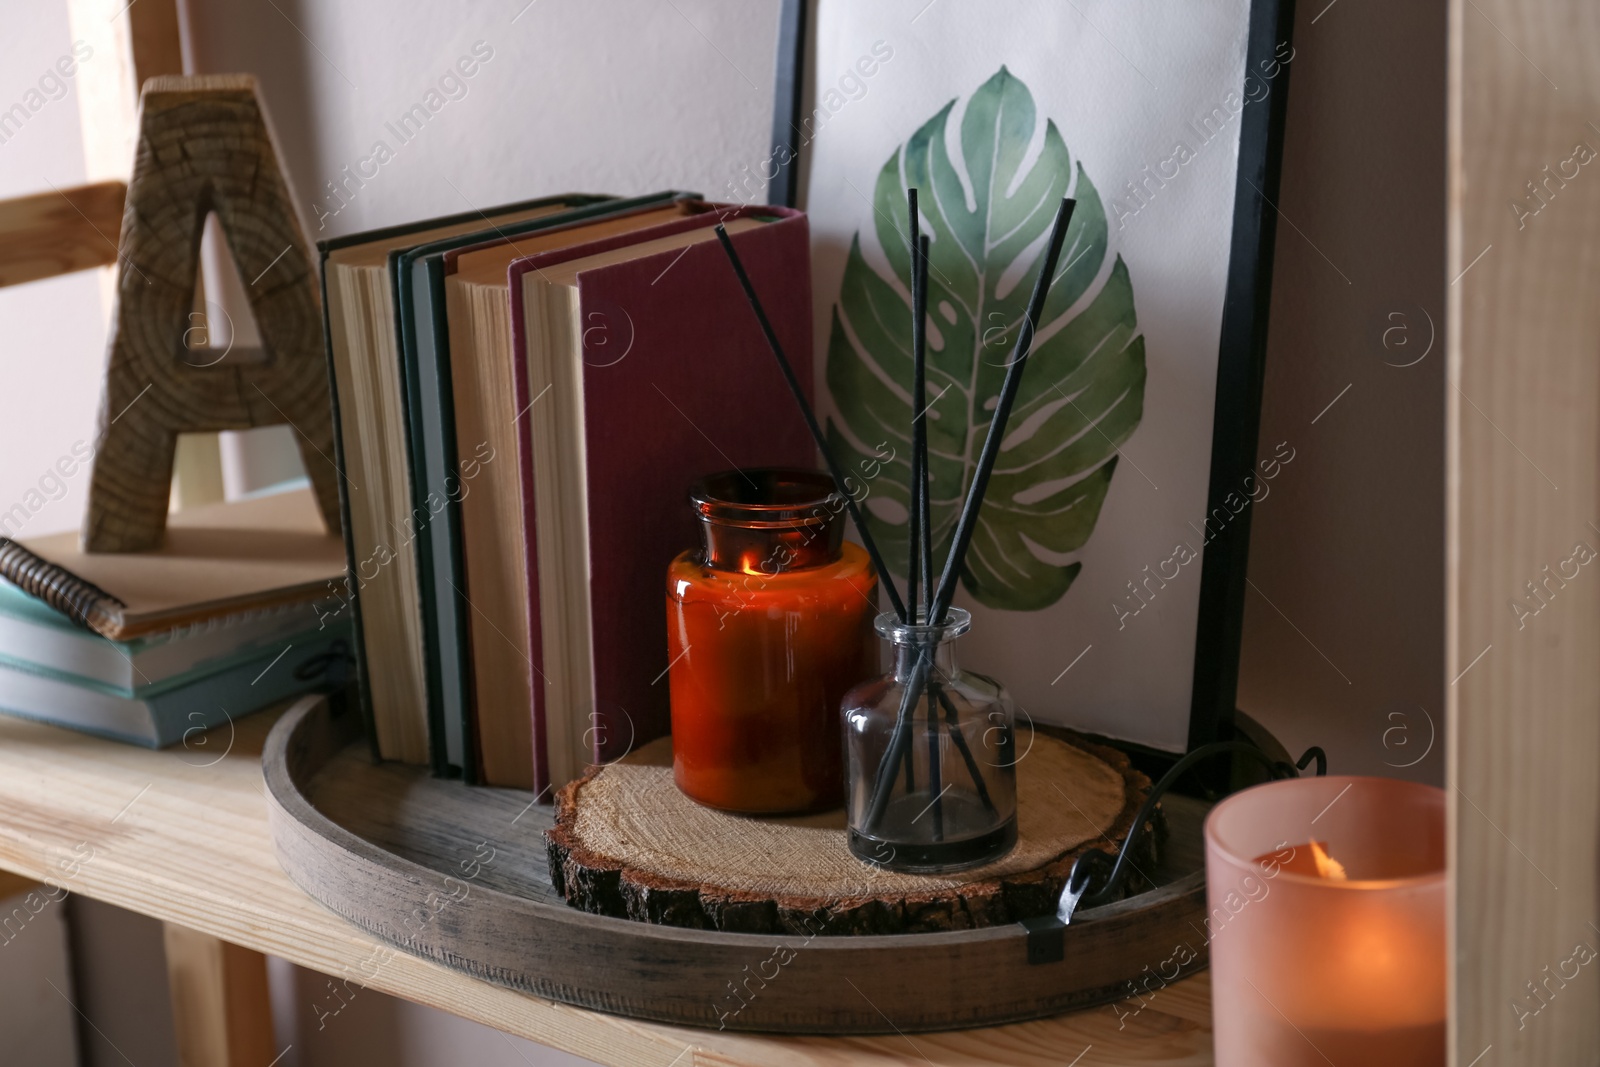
[162,925,276,1067]
[1448,0,1600,1061]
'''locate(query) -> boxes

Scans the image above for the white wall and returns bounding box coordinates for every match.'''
[190,0,787,497]
[1236,0,1446,786]
[0,3,110,539]
[180,0,783,242]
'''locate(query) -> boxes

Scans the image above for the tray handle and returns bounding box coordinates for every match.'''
[1023,740,1327,965]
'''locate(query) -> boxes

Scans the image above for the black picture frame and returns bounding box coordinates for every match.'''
[769,0,1297,759]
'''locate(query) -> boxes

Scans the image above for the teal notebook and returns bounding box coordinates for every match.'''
[0,579,332,694]
[0,624,352,748]
[391,191,695,784]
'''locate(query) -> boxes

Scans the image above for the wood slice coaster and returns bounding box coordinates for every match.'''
[547,733,1150,934]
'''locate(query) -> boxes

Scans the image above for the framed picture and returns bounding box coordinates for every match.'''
[768,0,1296,758]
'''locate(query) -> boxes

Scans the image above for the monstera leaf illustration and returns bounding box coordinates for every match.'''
[826,66,1145,612]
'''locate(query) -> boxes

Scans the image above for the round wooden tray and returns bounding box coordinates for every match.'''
[263,693,1270,1034]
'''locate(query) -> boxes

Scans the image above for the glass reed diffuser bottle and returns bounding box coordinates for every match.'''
[710,188,1074,871]
[841,608,1018,871]
[666,469,877,814]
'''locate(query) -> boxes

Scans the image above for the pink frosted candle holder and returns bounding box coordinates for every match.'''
[1204,774,1446,1066]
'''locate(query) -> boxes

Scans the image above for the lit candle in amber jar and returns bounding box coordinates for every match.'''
[1205,775,1446,1066]
[666,469,877,814]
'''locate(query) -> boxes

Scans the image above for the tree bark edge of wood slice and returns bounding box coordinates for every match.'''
[547,730,1155,936]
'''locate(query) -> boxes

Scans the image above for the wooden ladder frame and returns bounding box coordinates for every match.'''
[1,0,229,512]
[0,2,274,1063]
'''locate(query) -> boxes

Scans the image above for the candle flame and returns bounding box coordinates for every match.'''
[1310,840,1348,881]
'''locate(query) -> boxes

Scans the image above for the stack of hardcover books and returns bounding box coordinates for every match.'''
[320,193,815,794]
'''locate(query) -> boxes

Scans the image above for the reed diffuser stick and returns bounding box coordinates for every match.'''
[906,189,924,625]
[713,225,908,623]
[926,663,943,842]
[928,196,1076,625]
[908,200,942,838]
[936,683,997,813]
[907,471,921,618]
[914,232,933,612]
[862,195,1077,835]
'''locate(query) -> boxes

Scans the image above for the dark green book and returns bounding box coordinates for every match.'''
[317,194,610,774]
[390,192,694,784]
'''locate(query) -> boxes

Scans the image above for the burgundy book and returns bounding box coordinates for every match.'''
[437,198,703,790]
[508,205,815,793]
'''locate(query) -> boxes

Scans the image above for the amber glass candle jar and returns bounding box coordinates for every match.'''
[666,469,877,813]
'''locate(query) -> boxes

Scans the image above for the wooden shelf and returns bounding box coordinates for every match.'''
[0,705,1213,1066]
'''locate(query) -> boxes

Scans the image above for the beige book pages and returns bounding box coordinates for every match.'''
[324,203,569,764]
[445,203,691,789]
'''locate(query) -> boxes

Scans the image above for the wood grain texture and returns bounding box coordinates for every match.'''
[0,182,128,289]
[265,696,1207,1034]
[1448,0,1600,1062]
[65,0,231,512]
[547,734,1149,935]
[0,700,1211,1064]
[84,74,341,552]
[162,925,275,1067]
[126,0,232,511]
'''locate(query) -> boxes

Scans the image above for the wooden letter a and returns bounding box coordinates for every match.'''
[84,74,341,552]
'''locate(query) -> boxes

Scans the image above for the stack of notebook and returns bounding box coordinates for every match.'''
[0,485,352,746]
[320,193,816,794]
